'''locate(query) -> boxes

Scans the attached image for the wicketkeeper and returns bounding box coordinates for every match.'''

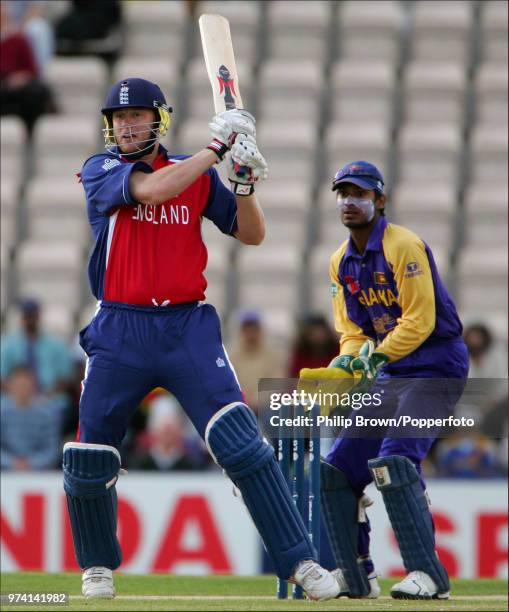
[300,161,469,600]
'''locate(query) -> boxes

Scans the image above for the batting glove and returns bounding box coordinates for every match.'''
[227,134,268,195]
[208,109,256,160]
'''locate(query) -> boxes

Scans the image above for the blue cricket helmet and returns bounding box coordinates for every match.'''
[101,77,172,154]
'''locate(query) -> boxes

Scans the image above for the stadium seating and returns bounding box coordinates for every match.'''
[464,184,509,249]
[32,116,98,178]
[480,1,509,63]
[266,1,332,62]
[329,60,396,125]
[325,122,390,183]
[45,57,108,116]
[1,0,507,343]
[258,60,324,123]
[397,123,462,185]
[401,61,467,125]
[409,1,473,62]
[391,183,457,256]
[123,0,187,62]
[0,117,27,188]
[24,177,88,242]
[469,123,509,185]
[16,241,86,326]
[337,1,404,61]
[474,63,509,126]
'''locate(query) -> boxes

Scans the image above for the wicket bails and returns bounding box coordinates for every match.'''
[277,402,321,600]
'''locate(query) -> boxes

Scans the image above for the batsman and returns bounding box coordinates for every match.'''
[63,76,339,600]
[301,161,469,600]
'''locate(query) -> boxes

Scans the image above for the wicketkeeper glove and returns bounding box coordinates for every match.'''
[350,340,389,391]
[298,354,358,416]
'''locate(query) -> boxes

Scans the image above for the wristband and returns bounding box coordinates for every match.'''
[230,181,254,196]
[207,139,229,161]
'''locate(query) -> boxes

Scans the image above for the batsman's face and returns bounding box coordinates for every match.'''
[336,183,377,228]
[112,108,158,154]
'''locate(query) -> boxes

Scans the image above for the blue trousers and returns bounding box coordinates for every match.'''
[78,301,243,446]
[325,337,469,566]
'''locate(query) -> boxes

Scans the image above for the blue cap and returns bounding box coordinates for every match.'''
[332,161,385,193]
[101,77,170,114]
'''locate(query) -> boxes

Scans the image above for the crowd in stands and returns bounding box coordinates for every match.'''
[1,298,507,478]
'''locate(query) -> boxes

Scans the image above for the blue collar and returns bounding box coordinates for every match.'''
[345,216,388,258]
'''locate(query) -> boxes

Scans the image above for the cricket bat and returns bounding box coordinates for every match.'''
[199,13,243,113]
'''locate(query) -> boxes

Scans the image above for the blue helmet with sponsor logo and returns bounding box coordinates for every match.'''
[332,161,385,194]
[101,77,172,157]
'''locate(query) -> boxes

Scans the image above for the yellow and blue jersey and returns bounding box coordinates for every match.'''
[329,216,468,376]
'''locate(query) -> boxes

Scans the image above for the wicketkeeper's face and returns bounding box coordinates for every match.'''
[111,108,159,154]
[336,183,377,227]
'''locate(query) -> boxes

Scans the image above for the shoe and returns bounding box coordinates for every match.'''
[391,570,449,600]
[293,560,340,601]
[331,568,381,598]
[367,571,381,598]
[82,566,115,599]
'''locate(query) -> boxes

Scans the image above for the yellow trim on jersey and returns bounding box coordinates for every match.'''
[377,224,436,361]
[330,242,371,357]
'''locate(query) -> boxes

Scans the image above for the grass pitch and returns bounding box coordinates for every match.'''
[0,574,507,612]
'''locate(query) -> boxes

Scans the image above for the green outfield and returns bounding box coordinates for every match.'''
[0,574,507,612]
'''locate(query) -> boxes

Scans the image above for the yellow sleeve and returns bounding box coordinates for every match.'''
[329,247,370,357]
[377,228,436,361]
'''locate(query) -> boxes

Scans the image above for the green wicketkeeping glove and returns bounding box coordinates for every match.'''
[350,340,389,389]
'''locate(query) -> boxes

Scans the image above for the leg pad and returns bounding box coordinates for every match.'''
[63,442,122,570]
[206,403,316,579]
[368,455,449,593]
[320,462,370,596]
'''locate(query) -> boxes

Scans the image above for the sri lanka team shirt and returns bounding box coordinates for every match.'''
[80,145,238,306]
[329,216,463,369]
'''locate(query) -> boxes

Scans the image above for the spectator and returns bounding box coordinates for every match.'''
[4,1,55,73]
[464,323,508,379]
[1,366,62,470]
[228,310,285,410]
[1,298,73,394]
[131,393,206,471]
[0,0,56,133]
[54,0,122,61]
[436,433,503,479]
[288,314,339,378]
